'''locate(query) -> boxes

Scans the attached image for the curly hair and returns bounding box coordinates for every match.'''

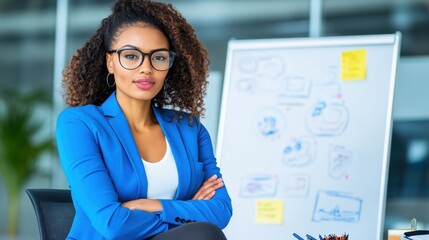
[62,0,209,120]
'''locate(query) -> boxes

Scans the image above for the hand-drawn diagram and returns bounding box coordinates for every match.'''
[255,108,286,140]
[235,56,286,93]
[282,76,311,98]
[282,174,310,198]
[238,58,258,73]
[306,101,349,136]
[277,76,312,106]
[312,190,362,223]
[218,34,401,240]
[236,78,256,93]
[282,137,317,167]
[238,55,285,78]
[314,65,339,86]
[240,174,278,197]
[313,83,342,101]
[329,145,352,179]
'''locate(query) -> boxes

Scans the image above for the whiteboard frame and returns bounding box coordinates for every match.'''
[216,32,402,239]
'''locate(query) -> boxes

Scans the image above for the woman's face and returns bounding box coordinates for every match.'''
[106,23,170,104]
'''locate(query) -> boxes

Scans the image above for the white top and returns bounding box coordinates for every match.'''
[142,138,178,199]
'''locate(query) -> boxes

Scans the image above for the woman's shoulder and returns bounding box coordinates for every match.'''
[57,104,103,122]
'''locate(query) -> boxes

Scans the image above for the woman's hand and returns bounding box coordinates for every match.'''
[192,174,224,200]
[122,174,223,211]
[122,199,162,213]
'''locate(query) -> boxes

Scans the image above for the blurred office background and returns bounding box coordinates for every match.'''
[0,0,429,239]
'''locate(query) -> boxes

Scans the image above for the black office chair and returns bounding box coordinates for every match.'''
[25,188,75,240]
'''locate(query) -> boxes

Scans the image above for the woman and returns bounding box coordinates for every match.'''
[56,0,232,239]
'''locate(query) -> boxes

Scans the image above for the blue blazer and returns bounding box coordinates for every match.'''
[56,92,232,240]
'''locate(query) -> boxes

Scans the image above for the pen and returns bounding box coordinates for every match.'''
[404,230,429,236]
[293,233,305,240]
[306,234,317,240]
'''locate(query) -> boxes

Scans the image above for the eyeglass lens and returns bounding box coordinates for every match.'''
[118,49,174,71]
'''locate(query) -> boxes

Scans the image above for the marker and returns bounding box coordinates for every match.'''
[306,234,317,240]
[293,233,304,240]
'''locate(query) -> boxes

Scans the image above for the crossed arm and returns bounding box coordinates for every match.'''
[121,174,224,212]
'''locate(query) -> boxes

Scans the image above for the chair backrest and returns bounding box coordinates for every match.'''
[25,188,75,240]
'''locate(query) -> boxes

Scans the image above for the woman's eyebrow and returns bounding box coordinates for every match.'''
[118,44,138,49]
[118,45,170,52]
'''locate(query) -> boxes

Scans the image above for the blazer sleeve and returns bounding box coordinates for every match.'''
[159,123,233,229]
[56,108,169,239]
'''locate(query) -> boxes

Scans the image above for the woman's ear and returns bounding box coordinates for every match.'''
[106,53,113,72]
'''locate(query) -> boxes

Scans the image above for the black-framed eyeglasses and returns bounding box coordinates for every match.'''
[107,48,176,71]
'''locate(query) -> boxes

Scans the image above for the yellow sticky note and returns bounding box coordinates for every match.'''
[341,49,367,80]
[255,199,284,224]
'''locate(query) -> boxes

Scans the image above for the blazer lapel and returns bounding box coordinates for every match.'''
[101,92,147,197]
[153,107,191,199]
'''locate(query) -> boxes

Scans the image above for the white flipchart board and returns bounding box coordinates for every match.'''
[216,33,401,240]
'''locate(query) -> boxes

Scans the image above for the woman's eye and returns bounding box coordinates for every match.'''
[152,55,166,61]
[124,54,139,60]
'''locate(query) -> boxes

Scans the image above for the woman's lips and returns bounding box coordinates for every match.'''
[134,79,155,90]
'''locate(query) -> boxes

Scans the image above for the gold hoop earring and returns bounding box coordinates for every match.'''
[106,72,115,87]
